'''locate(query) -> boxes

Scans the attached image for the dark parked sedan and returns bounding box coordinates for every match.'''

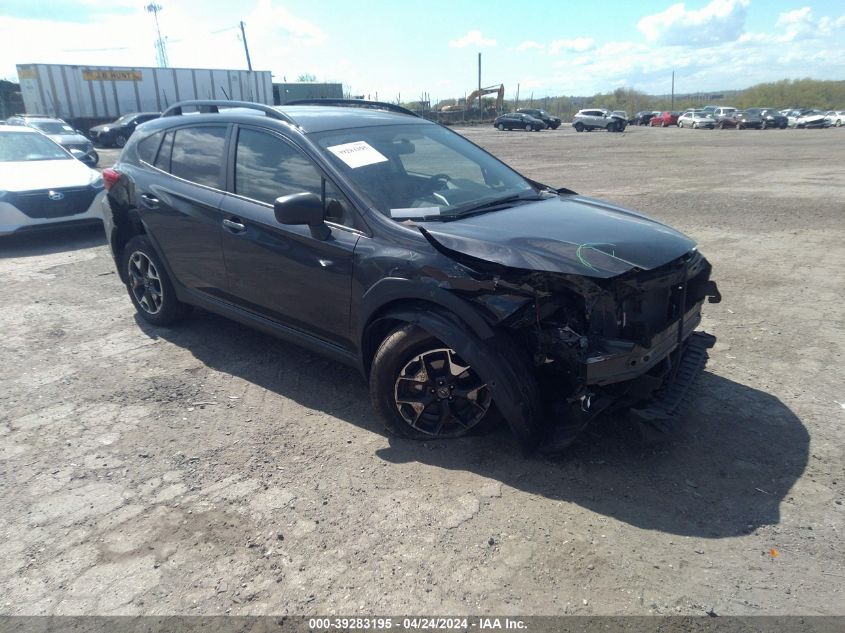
[493,112,547,131]
[735,110,763,129]
[516,108,561,129]
[629,111,656,125]
[101,98,720,452]
[744,108,788,129]
[89,112,159,147]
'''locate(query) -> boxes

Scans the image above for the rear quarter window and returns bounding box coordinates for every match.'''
[136,131,163,164]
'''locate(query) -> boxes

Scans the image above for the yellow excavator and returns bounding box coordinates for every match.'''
[465,84,504,111]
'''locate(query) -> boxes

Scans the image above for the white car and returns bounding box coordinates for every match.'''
[571,109,627,132]
[677,111,716,129]
[795,110,830,128]
[0,125,104,236]
[825,110,844,127]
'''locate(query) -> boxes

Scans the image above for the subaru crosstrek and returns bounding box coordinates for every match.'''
[102,99,721,451]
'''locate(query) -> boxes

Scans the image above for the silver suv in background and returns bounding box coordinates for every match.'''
[572,109,627,132]
[5,115,99,167]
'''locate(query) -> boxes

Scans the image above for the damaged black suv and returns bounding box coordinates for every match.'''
[102,99,721,451]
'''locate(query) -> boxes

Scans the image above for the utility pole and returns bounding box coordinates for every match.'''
[515,83,520,109]
[239,21,253,71]
[671,70,675,111]
[145,3,169,68]
[477,52,482,114]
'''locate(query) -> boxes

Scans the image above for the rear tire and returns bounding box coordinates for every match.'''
[678,121,684,128]
[369,325,496,440]
[114,134,128,148]
[574,122,584,132]
[121,234,190,326]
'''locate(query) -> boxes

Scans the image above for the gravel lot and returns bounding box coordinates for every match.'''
[1,125,843,616]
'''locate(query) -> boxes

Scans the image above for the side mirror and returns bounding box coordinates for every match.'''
[274,192,330,240]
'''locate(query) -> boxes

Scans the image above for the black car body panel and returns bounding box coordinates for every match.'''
[418,195,696,278]
[103,100,720,451]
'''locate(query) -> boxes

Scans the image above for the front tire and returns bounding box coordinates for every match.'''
[370,325,495,440]
[121,234,189,326]
[524,124,533,132]
[114,134,128,148]
[497,123,505,131]
[679,121,684,128]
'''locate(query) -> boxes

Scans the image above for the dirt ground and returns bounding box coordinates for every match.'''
[1,125,843,616]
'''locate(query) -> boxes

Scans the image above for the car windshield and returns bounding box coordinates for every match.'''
[312,123,537,220]
[113,114,136,125]
[29,120,76,135]
[0,132,70,161]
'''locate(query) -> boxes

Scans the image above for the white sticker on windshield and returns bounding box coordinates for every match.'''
[326,141,388,169]
[390,207,441,219]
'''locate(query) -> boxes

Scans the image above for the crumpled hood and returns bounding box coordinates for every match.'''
[0,159,97,192]
[419,195,697,278]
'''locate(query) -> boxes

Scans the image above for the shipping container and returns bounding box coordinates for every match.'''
[16,63,273,124]
[273,82,343,105]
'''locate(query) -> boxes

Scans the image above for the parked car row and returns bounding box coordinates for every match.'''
[486,103,845,135]
[3,114,99,166]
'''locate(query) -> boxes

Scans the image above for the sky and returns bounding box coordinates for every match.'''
[1,0,843,102]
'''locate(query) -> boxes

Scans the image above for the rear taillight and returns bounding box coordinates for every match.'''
[102,168,120,191]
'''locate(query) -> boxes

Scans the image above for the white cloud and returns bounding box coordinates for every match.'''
[776,7,812,27]
[637,0,749,46]
[448,30,496,48]
[516,40,544,51]
[548,37,595,54]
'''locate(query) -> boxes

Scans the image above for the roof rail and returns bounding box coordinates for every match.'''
[285,99,420,118]
[161,100,296,125]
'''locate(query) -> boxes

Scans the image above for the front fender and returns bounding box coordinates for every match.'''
[358,277,495,342]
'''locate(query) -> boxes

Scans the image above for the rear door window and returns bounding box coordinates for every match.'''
[170,126,227,188]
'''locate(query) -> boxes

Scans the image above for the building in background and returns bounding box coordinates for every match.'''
[16,63,273,128]
[273,82,343,105]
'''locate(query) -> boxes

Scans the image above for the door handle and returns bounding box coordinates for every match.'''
[139,193,159,207]
[222,218,246,232]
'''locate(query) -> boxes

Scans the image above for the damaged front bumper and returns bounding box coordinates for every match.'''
[583,302,704,386]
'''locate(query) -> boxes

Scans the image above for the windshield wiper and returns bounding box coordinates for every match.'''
[442,191,551,219]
